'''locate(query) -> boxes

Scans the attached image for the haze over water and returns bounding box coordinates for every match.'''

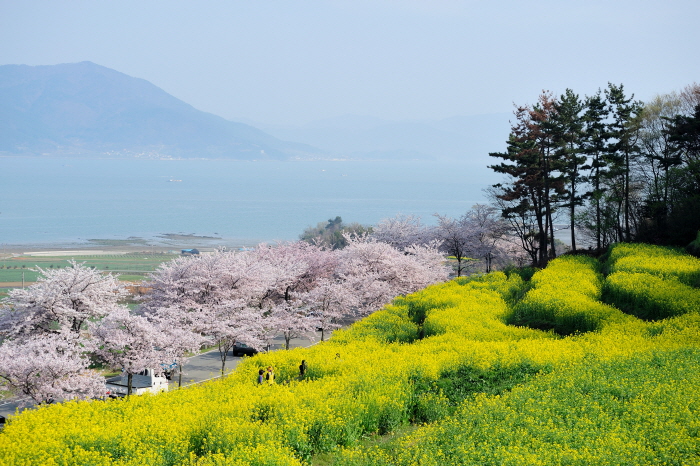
[1,157,499,249]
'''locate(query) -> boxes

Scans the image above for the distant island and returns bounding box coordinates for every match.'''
[158,233,222,241]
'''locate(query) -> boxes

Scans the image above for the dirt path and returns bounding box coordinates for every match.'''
[0,282,26,288]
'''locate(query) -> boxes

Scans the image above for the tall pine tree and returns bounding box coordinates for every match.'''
[527,92,563,260]
[605,83,644,242]
[490,93,562,267]
[580,90,611,251]
[551,89,586,251]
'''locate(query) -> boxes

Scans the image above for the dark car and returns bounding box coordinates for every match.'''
[232,342,259,357]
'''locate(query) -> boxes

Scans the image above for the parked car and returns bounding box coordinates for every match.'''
[232,342,259,357]
[306,311,325,331]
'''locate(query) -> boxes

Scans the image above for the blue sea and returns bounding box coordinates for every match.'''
[1,157,500,249]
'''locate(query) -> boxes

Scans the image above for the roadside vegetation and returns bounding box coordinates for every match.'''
[1,243,698,465]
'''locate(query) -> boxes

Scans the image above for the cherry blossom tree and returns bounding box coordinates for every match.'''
[337,235,450,315]
[93,307,168,395]
[403,242,454,283]
[433,213,476,277]
[140,250,272,376]
[0,261,128,403]
[142,250,274,314]
[205,303,264,375]
[251,243,310,309]
[463,204,512,273]
[254,242,338,302]
[433,205,520,275]
[299,278,357,341]
[139,238,448,367]
[0,260,128,339]
[253,242,337,347]
[0,333,105,405]
[370,214,434,250]
[493,236,531,268]
[150,322,204,388]
[265,302,318,349]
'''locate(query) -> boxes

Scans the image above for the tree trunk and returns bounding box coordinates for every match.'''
[548,212,557,259]
[218,341,228,377]
[569,170,577,251]
[595,163,602,251]
[624,150,631,242]
[127,373,133,396]
[455,252,464,277]
[569,198,576,251]
[533,194,547,268]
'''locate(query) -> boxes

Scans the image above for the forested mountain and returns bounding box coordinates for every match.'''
[0,61,322,159]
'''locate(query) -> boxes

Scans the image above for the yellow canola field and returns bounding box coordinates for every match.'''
[510,255,630,334]
[1,244,699,465]
[606,242,700,286]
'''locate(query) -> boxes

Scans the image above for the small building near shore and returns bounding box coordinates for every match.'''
[181,248,200,255]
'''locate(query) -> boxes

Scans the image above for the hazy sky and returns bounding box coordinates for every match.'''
[1,0,698,126]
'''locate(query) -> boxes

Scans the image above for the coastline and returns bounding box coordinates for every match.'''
[0,232,269,257]
[0,241,263,259]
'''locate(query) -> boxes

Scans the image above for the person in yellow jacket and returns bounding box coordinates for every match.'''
[265,366,275,385]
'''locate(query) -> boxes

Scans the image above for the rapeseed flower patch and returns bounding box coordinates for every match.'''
[604,271,700,319]
[606,242,700,286]
[1,244,699,465]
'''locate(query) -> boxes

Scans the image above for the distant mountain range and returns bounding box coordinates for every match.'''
[0,61,321,159]
[0,61,511,161]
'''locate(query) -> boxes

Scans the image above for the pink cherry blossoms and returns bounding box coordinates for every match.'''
[0,261,127,404]
[138,236,451,373]
[1,212,519,405]
[0,333,105,405]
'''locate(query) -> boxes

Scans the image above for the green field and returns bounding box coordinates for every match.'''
[0,253,180,287]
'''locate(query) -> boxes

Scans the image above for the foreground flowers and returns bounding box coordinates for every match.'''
[0,243,698,465]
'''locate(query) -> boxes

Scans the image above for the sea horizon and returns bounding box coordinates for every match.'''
[1,156,502,252]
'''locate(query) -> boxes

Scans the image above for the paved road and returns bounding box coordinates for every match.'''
[0,330,328,421]
[169,330,327,387]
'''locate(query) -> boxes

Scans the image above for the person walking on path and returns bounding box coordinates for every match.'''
[257,369,265,384]
[266,366,275,385]
[299,360,307,380]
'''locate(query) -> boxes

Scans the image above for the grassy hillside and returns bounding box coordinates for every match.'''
[0,243,698,465]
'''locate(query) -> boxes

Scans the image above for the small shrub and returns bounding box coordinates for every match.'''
[686,230,700,258]
[503,265,539,282]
